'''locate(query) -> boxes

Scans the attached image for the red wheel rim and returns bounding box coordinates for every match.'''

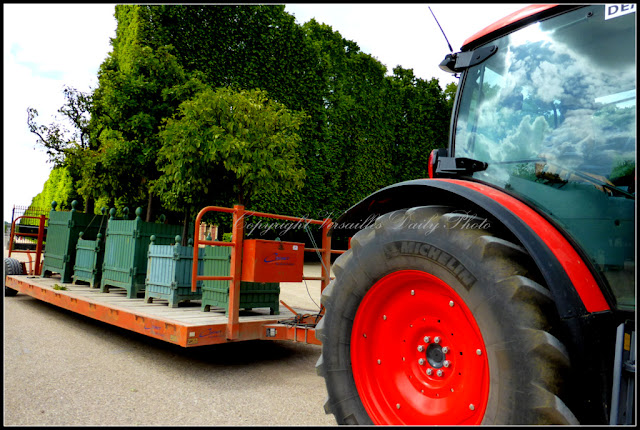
[351,270,489,425]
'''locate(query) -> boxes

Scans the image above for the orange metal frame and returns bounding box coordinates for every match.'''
[192,205,344,343]
[7,214,47,275]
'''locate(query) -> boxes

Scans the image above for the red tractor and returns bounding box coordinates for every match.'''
[317,5,635,425]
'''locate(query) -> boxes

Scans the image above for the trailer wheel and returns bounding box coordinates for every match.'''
[316,206,578,425]
[4,258,23,296]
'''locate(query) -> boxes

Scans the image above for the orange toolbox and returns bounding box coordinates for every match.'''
[241,239,305,283]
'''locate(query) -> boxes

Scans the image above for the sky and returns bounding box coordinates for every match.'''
[3,3,526,224]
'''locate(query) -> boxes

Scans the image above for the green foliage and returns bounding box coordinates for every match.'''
[444,82,457,112]
[386,67,453,182]
[104,6,456,219]
[93,195,111,214]
[29,167,75,211]
[154,87,307,213]
[610,158,635,182]
[20,167,77,226]
[84,44,206,217]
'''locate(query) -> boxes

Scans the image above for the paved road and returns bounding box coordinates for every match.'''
[3,257,337,426]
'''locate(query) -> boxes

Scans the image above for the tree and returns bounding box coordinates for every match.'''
[110,5,328,217]
[85,44,206,221]
[20,166,78,227]
[386,67,455,182]
[153,87,307,224]
[444,81,457,112]
[26,86,99,213]
[27,86,94,165]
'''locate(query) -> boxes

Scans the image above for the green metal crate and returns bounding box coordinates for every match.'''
[144,235,204,308]
[100,208,184,298]
[41,201,108,283]
[72,207,110,287]
[72,232,105,288]
[202,245,280,315]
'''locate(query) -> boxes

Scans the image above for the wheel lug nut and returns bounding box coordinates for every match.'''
[436,369,444,377]
[469,404,475,411]
[443,360,450,368]
[417,345,424,352]
[476,349,482,355]
[424,336,430,343]
[418,358,425,365]
[434,336,440,344]
[442,346,449,354]
[449,300,454,307]
[426,368,433,375]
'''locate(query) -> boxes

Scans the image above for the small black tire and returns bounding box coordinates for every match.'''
[316,205,578,425]
[4,257,23,296]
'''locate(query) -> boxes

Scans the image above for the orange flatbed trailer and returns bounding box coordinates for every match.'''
[5,204,341,347]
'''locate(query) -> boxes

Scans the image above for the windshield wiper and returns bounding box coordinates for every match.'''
[494,159,635,199]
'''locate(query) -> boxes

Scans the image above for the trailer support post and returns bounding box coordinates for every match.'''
[320,219,332,294]
[35,215,46,275]
[227,205,245,340]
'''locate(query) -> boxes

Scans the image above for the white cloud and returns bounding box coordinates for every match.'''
[4,4,115,88]
[3,4,117,223]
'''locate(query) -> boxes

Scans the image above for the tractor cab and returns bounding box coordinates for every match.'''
[439,5,636,312]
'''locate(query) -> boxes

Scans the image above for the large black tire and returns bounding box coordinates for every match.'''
[4,257,23,296]
[316,206,578,425]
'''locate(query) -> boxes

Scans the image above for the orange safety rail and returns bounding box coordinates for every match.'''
[192,205,345,342]
[7,215,47,275]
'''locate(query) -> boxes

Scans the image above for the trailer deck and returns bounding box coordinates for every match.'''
[5,274,321,347]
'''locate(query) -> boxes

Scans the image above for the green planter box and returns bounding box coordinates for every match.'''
[100,208,184,299]
[144,235,204,308]
[202,245,280,315]
[72,232,105,288]
[41,201,108,283]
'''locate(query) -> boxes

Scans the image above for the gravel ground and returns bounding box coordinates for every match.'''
[3,251,338,427]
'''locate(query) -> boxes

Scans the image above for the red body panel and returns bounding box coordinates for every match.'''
[436,179,610,313]
[462,4,558,49]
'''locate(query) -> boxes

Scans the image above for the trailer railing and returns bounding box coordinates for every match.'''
[192,205,345,341]
[7,214,47,275]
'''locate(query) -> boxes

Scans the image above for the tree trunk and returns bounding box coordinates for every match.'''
[145,191,153,222]
[182,209,190,246]
[85,197,95,215]
[237,182,248,207]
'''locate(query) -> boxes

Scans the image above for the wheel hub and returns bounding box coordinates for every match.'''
[425,342,446,368]
[350,270,490,425]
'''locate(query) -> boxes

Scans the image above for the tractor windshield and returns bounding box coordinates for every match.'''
[453,5,636,310]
